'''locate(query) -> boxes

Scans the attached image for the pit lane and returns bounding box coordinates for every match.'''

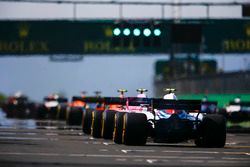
[0,115,249,167]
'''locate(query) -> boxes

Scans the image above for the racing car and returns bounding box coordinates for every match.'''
[66,91,88,126]
[67,96,105,130]
[66,91,104,126]
[36,94,68,120]
[89,88,157,140]
[200,95,218,114]
[82,90,127,137]
[112,97,152,143]
[2,92,36,119]
[111,89,226,147]
[70,89,131,138]
[223,100,250,122]
[76,88,226,147]
[113,97,226,147]
[92,89,150,139]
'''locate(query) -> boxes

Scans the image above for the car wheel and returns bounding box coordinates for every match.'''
[113,112,126,144]
[91,110,104,138]
[102,110,116,139]
[195,114,226,148]
[57,105,67,120]
[123,112,148,146]
[36,105,48,119]
[66,107,82,126]
[82,109,93,134]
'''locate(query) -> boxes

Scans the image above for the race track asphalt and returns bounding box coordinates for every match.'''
[0,119,249,167]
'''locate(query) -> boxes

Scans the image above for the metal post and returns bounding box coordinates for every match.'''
[206,5,210,19]
[119,4,123,19]
[170,46,175,78]
[73,2,77,20]
[161,4,165,19]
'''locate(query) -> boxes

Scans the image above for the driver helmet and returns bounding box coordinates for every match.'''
[163,88,177,100]
[117,89,127,98]
[136,88,148,98]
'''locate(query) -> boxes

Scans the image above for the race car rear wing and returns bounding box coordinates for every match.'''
[44,97,68,103]
[227,101,250,112]
[201,101,217,113]
[72,96,127,105]
[229,101,250,106]
[71,96,104,103]
[103,97,127,105]
[152,99,201,112]
[126,97,152,106]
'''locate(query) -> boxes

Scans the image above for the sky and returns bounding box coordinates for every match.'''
[0,0,247,20]
[0,0,250,101]
[0,55,165,100]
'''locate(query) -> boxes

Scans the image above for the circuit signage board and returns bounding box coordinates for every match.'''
[0,19,250,55]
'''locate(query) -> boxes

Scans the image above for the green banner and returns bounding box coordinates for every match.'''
[0,19,250,55]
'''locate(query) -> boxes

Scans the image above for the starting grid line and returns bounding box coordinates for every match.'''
[121,149,250,156]
[1,131,250,156]
[0,152,246,158]
[1,124,250,166]
[0,152,249,165]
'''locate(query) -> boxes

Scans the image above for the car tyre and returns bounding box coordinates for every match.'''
[57,105,68,120]
[113,112,126,144]
[102,110,116,139]
[195,114,226,148]
[123,112,148,146]
[82,109,93,134]
[91,110,104,138]
[66,107,82,126]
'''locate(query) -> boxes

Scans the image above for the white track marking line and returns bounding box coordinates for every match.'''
[103,142,113,145]
[146,159,157,164]
[116,158,127,162]
[0,136,48,140]
[121,150,128,153]
[0,132,36,135]
[181,156,213,160]
[162,150,250,156]
[69,154,86,157]
[226,142,237,145]
[208,160,250,164]
[1,152,249,163]
[44,126,57,130]
[0,152,60,156]
[121,149,155,153]
[222,157,250,160]
[99,149,108,152]
[162,160,169,162]
[0,152,182,159]
[133,159,143,162]
[223,151,250,156]
[162,150,219,154]
[45,133,58,136]
[180,160,204,163]
[36,153,60,156]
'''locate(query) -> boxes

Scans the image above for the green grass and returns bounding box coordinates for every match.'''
[227,121,250,128]
[179,94,250,108]
[0,92,6,105]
